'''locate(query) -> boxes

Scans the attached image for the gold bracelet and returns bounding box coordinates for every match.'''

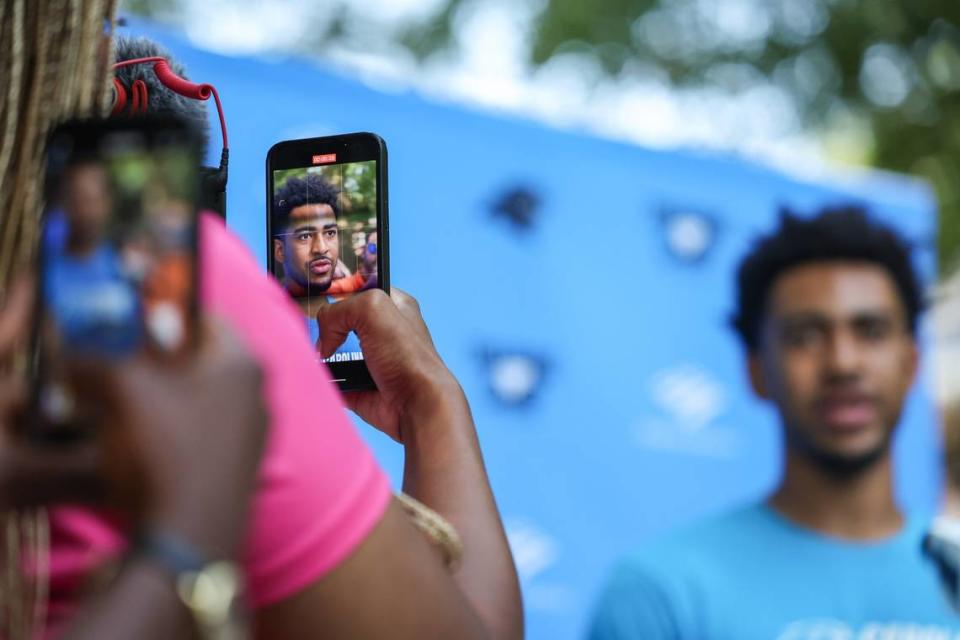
[396,493,463,571]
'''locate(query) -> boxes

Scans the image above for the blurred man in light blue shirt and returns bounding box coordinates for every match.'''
[590,208,960,639]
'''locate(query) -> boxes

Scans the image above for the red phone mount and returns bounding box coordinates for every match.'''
[110,56,229,217]
[111,56,228,148]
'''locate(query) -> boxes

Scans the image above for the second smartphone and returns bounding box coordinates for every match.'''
[34,117,202,434]
[266,132,389,391]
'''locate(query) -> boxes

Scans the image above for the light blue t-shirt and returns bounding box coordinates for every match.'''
[589,504,960,640]
[45,244,142,356]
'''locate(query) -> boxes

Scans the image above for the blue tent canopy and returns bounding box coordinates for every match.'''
[127,19,941,640]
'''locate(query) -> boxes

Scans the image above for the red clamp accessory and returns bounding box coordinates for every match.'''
[111,56,228,148]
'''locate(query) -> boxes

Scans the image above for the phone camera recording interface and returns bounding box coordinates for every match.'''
[35,120,201,434]
[267,133,388,391]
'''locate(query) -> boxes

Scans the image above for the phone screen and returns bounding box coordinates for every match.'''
[267,133,388,390]
[35,119,200,425]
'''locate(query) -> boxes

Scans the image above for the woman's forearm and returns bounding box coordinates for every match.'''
[401,381,524,640]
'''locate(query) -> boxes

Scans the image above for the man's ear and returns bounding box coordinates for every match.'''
[748,354,770,400]
[273,238,284,265]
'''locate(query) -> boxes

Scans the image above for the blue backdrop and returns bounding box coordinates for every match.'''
[130,19,943,640]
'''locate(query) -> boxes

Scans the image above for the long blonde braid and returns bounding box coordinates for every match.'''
[0,2,117,638]
[0,0,118,288]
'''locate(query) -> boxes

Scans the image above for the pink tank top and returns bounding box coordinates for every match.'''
[42,213,391,633]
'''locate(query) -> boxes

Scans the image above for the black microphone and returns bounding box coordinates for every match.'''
[200,148,228,218]
[114,36,228,218]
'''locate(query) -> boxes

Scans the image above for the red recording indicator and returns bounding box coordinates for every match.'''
[312,153,337,165]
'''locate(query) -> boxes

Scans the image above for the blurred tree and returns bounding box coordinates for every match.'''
[123,0,960,271]
[520,0,960,272]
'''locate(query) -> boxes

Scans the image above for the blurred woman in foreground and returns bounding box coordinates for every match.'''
[0,2,522,639]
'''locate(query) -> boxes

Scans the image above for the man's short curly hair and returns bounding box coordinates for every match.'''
[272,173,341,234]
[731,206,924,352]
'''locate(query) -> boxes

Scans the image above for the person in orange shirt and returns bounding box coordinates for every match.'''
[138,197,193,351]
[328,230,378,295]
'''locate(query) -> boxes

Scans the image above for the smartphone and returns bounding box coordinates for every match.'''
[266,132,389,391]
[32,117,202,433]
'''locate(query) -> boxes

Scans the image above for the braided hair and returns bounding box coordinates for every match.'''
[0,2,118,638]
[0,0,118,288]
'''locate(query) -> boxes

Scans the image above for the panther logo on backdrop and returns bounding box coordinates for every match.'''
[505,519,572,613]
[507,520,557,582]
[480,349,549,408]
[490,185,542,233]
[632,364,742,458]
[658,208,720,265]
[651,364,726,432]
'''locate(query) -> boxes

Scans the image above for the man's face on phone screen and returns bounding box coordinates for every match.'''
[275,203,340,295]
[63,162,112,250]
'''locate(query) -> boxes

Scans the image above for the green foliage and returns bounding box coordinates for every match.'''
[529,0,960,272]
[399,0,467,60]
[122,0,960,271]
